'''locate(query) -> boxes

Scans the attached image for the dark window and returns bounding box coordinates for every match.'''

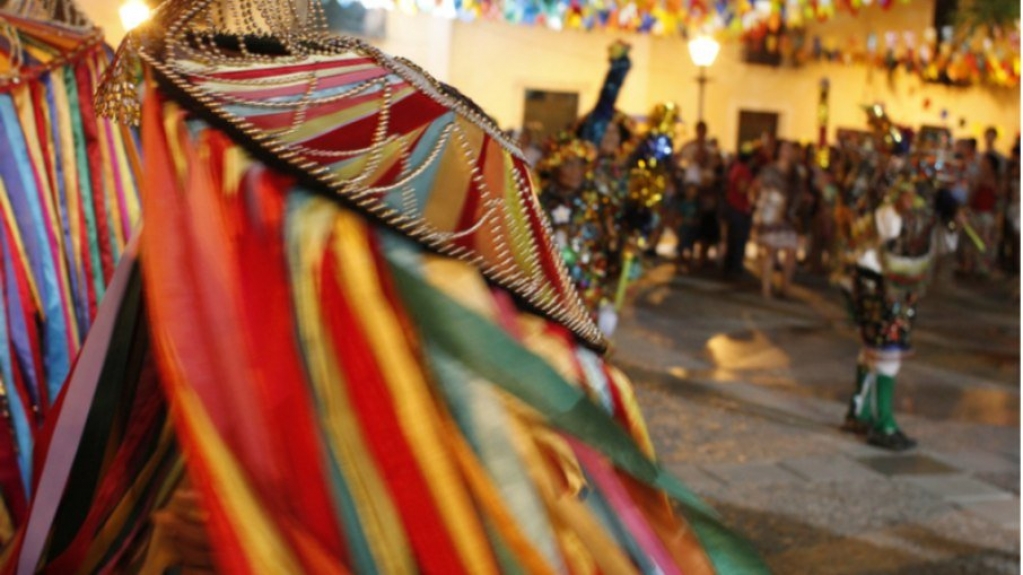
[522,90,579,141]
[737,110,779,150]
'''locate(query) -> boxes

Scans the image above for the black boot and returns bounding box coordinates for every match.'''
[867,428,917,451]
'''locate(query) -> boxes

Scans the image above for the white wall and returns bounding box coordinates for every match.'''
[447,19,653,130]
[78,0,130,43]
[445,0,1019,152]
[369,11,453,82]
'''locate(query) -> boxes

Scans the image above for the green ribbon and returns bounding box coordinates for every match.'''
[65,65,106,300]
[614,251,635,311]
[385,256,769,575]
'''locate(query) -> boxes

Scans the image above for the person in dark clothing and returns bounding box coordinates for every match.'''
[723,147,755,279]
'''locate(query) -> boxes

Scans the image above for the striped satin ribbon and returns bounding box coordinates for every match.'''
[0,18,140,527]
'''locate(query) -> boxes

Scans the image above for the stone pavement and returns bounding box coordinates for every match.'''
[612,263,1020,574]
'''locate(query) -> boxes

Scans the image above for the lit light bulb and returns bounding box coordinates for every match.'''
[688,35,721,67]
[120,0,151,32]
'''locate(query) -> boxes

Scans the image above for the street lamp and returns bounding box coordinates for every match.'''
[687,35,720,122]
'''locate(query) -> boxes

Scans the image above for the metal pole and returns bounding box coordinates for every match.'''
[696,66,707,122]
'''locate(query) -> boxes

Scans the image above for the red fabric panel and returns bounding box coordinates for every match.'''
[297,91,446,157]
[74,59,113,283]
[201,58,378,81]
[452,136,489,251]
[139,87,254,575]
[319,241,469,575]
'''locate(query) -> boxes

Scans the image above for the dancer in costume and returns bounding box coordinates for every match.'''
[573,39,637,334]
[577,39,635,211]
[630,102,679,258]
[5,1,769,573]
[594,101,678,312]
[538,134,619,332]
[838,111,952,451]
[840,177,936,450]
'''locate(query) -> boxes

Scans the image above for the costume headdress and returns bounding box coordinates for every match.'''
[576,40,634,149]
[632,101,678,170]
[864,103,911,156]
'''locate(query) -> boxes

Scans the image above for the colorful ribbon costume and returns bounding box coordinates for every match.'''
[5,2,770,572]
[0,7,144,542]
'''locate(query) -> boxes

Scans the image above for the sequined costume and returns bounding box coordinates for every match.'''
[574,41,637,330]
[843,178,936,451]
[627,102,678,255]
[851,197,934,352]
[540,178,616,313]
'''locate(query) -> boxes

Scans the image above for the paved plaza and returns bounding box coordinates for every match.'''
[615,263,1020,574]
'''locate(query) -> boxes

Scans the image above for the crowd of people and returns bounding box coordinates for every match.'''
[667,122,1020,296]
[523,115,1020,306]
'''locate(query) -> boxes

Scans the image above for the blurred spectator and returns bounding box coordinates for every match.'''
[675,184,700,271]
[517,126,544,167]
[679,120,710,167]
[752,130,777,176]
[679,121,728,268]
[809,160,839,275]
[1003,139,1020,276]
[794,143,816,263]
[677,121,721,269]
[959,138,981,186]
[754,140,802,298]
[723,146,755,280]
[983,126,1007,176]
[961,152,1000,277]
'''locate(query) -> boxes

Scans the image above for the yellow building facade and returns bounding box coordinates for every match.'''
[82,0,1020,152]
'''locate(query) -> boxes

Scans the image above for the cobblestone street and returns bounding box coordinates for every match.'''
[615,263,1020,574]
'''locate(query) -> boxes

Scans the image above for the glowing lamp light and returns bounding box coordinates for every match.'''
[688,35,721,68]
[119,0,151,32]
[688,35,719,121]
